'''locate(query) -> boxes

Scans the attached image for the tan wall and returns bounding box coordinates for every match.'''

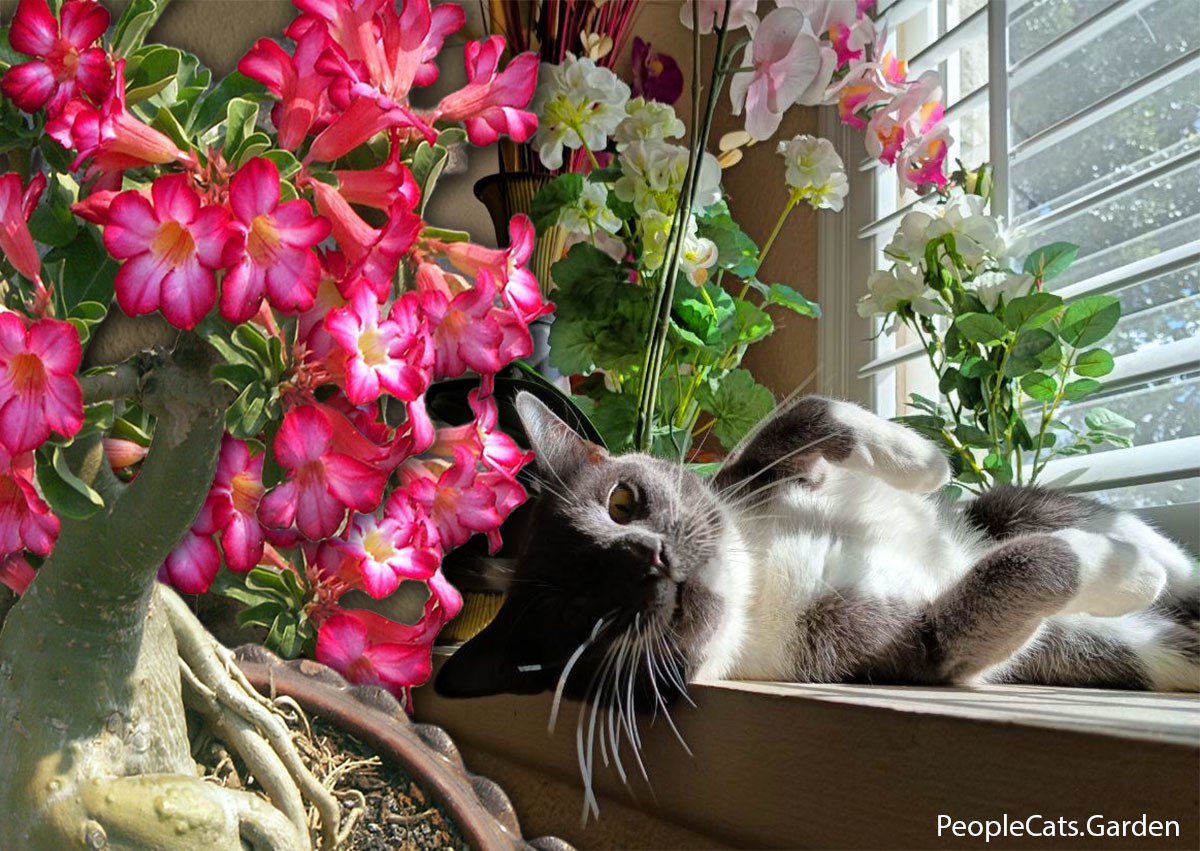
[2,0,821,399]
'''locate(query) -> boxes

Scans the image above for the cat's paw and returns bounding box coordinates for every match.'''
[1052,529,1168,616]
[830,401,951,493]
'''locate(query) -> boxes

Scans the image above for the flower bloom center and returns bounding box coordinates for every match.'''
[151,221,197,267]
[296,459,326,487]
[357,327,390,367]
[8,353,46,394]
[362,527,396,564]
[48,40,80,81]
[230,470,264,515]
[246,214,281,264]
[347,656,375,682]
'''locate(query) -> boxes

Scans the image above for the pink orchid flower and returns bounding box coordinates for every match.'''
[315,607,435,702]
[631,37,684,105]
[898,122,951,191]
[680,0,759,34]
[46,60,195,181]
[221,157,331,323]
[239,25,335,151]
[0,554,37,595]
[432,36,538,146]
[1,0,110,117]
[0,446,59,560]
[420,271,532,380]
[428,389,532,480]
[311,180,422,302]
[0,312,83,454]
[437,215,549,323]
[729,9,826,140]
[259,404,389,540]
[102,173,235,330]
[325,287,433,405]
[208,436,267,572]
[0,172,47,287]
[333,500,440,599]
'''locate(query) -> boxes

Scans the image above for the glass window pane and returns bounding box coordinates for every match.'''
[1010,0,1200,143]
[1008,0,1122,64]
[1109,264,1200,357]
[1050,372,1200,455]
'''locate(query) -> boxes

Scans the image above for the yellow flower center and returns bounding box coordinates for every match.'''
[151,221,196,267]
[246,214,281,264]
[356,327,389,367]
[230,470,263,515]
[8,353,46,394]
[362,528,395,564]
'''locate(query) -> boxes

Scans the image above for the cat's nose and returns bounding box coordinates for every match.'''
[650,542,671,577]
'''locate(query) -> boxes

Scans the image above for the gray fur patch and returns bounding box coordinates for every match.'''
[994,621,1149,689]
[787,596,927,683]
[963,484,1114,541]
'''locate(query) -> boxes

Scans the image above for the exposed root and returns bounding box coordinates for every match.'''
[163,588,341,849]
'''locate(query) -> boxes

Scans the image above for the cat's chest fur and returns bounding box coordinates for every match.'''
[696,468,985,681]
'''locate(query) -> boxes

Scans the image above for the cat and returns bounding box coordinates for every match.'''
[436,392,1200,709]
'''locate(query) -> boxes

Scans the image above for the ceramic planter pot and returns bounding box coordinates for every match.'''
[235,644,572,851]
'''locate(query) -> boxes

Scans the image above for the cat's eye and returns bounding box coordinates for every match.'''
[607,483,638,524]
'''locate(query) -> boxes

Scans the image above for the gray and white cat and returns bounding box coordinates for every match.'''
[437,392,1199,706]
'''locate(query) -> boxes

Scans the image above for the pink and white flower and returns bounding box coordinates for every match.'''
[729,9,828,141]
[221,157,331,323]
[432,36,539,146]
[0,172,47,287]
[333,501,439,599]
[435,215,548,323]
[315,608,435,702]
[1,0,110,116]
[0,446,59,560]
[325,287,433,404]
[208,436,267,573]
[238,25,335,151]
[404,446,508,551]
[0,312,83,454]
[428,390,533,480]
[420,271,532,380]
[102,173,235,330]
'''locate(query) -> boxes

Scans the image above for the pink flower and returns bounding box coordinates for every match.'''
[405,446,507,551]
[158,527,221,594]
[0,446,59,559]
[0,172,46,286]
[436,215,549,323]
[0,312,83,454]
[331,142,419,210]
[325,288,432,405]
[102,173,235,330]
[311,180,422,302]
[729,9,826,140]
[0,554,36,595]
[209,436,267,572]
[1,0,110,116]
[259,405,389,540]
[898,122,951,190]
[865,108,905,165]
[315,608,435,702]
[306,96,435,164]
[428,389,532,480]
[433,37,538,146]
[680,0,759,33]
[420,271,531,380]
[46,60,195,181]
[631,37,684,105]
[102,437,148,471]
[333,501,439,599]
[238,25,335,150]
[221,158,331,323]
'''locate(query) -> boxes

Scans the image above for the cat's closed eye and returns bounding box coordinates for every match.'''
[607,482,638,524]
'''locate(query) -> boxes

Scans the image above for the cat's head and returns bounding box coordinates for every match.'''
[435,393,732,705]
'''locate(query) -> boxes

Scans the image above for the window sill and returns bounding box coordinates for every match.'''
[414,656,1199,849]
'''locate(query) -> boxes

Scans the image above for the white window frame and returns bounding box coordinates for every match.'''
[819,0,1200,551]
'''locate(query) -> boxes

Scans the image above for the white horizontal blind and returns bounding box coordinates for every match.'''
[836,0,1200,518]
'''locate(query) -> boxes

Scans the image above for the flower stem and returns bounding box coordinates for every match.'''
[739,189,801,300]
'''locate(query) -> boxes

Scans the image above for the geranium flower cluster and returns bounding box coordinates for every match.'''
[684,0,952,190]
[0,0,542,705]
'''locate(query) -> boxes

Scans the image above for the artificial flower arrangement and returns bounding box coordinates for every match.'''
[529,0,957,456]
[0,0,553,841]
[858,165,1133,495]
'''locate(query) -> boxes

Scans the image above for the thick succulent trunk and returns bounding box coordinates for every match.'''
[0,334,315,849]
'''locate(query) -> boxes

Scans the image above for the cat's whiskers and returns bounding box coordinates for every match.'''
[550,615,612,735]
[718,430,850,504]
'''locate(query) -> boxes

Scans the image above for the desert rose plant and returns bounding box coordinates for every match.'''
[0,0,542,846]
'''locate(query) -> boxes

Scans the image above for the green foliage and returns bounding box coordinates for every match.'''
[1022,242,1078,283]
[110,0,173,57]
[531,173,584,232]
[34,445,106,520]
[697,368,775,450]
[199,319,286,440]
[216,566,315,659]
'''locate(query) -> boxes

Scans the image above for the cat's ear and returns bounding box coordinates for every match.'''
[515,391,606,481]
[434,590,560,698]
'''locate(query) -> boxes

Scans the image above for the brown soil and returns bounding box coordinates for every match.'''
[194,701,469,850]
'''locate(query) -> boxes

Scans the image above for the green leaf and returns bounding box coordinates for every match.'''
[674,282,735,349]
[36,446,105,520]
[421,226,471,243]
[1023,242,1078,283]
[1058,295,1121,348]
[261,149,302,180]
[1006,328,1059,377]
[696,202,759,277]
[548,319,602,375]
[549,242,624,293]
[531,173,584,233]
[410,142,448,211]
[764,283,820,318]
[27,173,78,248]
[222,97,259,160]
[1062,378,1102,401]
[111,0,172,57]
[436,127,468,147]
[893,414,947,434]
[907,393,942,416]
[193,72,268,134]
[43,227,119,315]
[125,45,182,104]
[68,300,109,346]
[697,368,775,450]
[954,312,1008,345]
[1020,371,1057,401]
[1003,292,1062,331]
[1072,348,1115,378]
[1084,407,1134,433]
[960,356,993,378]
[575,391,638,452]
[954,423,990,447]
[733,300,773,345]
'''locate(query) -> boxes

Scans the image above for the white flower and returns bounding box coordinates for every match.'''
[559,181,623,237]
[776,134,848,211]
[971,270,1034,312]
[640,209,673,271]
[924,188,1004,268]
[531,55,630,170]
[680,217,719,286]
[883,205,938,263]
[614,98,686,149]
[563,228,626,263]
[856,264,944,318]
[613,140,722,216]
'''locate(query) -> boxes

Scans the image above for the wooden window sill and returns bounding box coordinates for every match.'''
[413,655,1199,850]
